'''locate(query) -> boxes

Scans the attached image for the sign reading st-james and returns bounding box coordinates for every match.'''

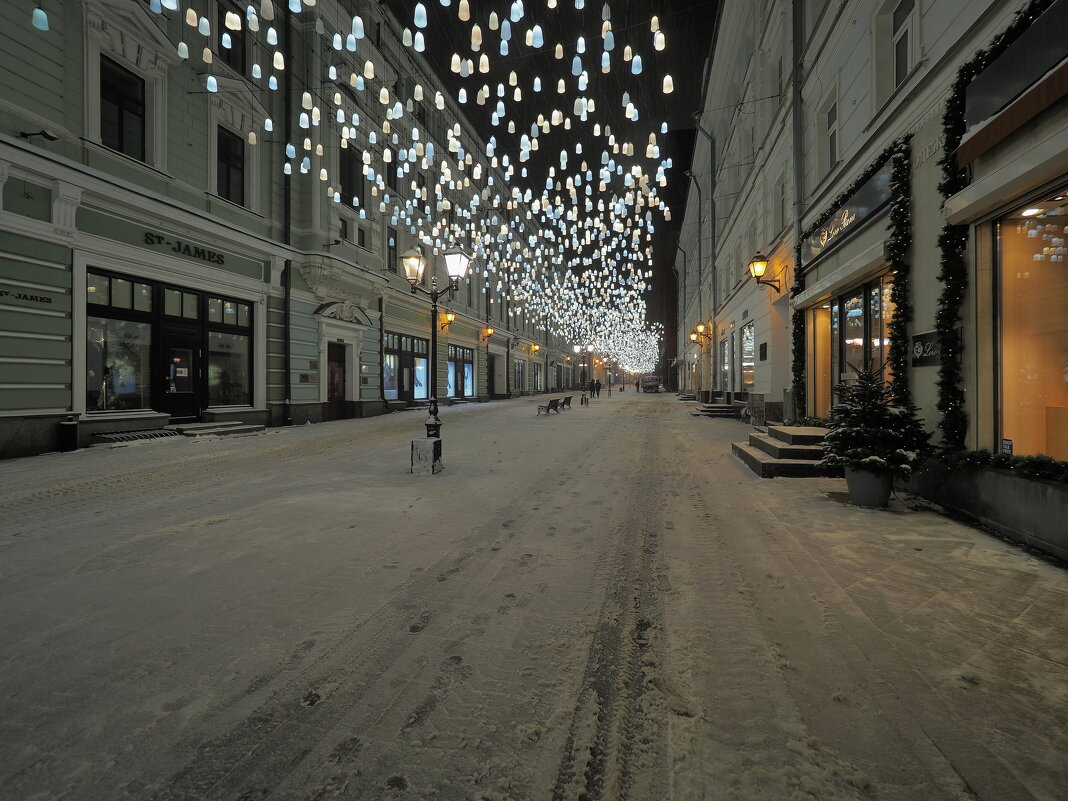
[0,288,53,304]
[143,231,226,265]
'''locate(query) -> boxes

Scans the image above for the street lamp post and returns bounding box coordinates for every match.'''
[401,244,472,439]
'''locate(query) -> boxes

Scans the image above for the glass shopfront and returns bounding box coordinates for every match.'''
[809,274,895,418]
[741,322,756,390]
[383,331,429,402]
[86,269,252,418]
[997,187,1068,459]
[446,345,474,398]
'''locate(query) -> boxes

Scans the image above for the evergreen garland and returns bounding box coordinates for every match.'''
[791,307,806,417]
[933,0,1055,450]
[790,136,913,417]
[885,139,913,407]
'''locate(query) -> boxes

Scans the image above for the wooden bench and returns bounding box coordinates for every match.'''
[537,398,561,415]
[560,395,573,410]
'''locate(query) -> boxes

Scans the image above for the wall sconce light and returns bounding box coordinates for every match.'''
[481,326,495,342]
[440,311,456,331]
[748,252,780,293]
[531,343,540,353]
[690,324,712,343]
[18,129,58,141]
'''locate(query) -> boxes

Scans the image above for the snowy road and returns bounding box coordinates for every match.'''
[1,393,1066,801]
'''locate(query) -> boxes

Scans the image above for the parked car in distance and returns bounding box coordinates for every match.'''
[640,375,661,393]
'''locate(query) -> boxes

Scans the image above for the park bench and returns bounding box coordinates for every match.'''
[537,398,561,415]
[560,395,573,410]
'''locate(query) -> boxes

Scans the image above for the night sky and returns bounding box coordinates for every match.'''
[380,0,722,333]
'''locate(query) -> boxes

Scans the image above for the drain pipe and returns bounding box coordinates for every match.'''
[281,6,294,425]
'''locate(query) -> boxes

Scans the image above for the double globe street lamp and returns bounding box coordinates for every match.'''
[400,244,473,439]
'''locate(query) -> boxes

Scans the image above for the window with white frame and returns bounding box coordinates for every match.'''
[874,0,918,107]
[827,101,838,169]
[816,94,839,178]
[100,56,146,162]
[85,2,178,169]
[216,127,245,205]
[216,0,247,75]
[892,0,915,88]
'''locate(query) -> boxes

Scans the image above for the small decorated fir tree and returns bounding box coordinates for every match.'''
[820,368,930,477]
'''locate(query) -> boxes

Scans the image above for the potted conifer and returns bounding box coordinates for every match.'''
[820,368,929,507]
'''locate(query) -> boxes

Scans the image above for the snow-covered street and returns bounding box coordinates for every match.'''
[1,392,1066,801]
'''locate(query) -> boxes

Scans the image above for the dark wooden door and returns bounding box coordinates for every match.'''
[327,342,347,420]
[159,325,202,420]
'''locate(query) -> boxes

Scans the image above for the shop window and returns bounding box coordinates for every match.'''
[810,274,896,417]
[165,288,199,319]
[86,317,151,411]
[217,127,245,206]
[413,357,428,399]
[100,55,145,161]
[997,189,1068,459]
[533,362,543,391]
[383,331,429,401]
[720,339,730,390]
[741,322,755,389]
[383,353,399,400]
[208,331,250,405]
[447,345,474,397]
[514,359,526,391]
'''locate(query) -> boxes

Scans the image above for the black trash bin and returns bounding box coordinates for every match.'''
[58,419,79,452]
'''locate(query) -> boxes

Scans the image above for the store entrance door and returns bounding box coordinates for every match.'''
[159,325,202,421]
[327,342,347,420]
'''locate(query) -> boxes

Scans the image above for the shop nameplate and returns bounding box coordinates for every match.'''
[143,232,226,265]
[801,162,893,267]
[911,331,940,366]
[0,287,54,305]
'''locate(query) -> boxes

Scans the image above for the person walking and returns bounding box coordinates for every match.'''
[594,379,602,398]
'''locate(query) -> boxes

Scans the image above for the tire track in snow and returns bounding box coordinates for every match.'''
[141,403,626,801]
[551,401,671,801]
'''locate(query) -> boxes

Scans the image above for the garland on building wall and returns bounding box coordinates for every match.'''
[790,135,913,417]
[934,0,1056,450]
[884,138,914,407]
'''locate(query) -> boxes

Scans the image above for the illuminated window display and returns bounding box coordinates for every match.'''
[741,322,755,389]
[808,274,896,418]
[997,188,1068,459]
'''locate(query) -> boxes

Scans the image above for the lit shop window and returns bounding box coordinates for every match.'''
[997,189,1068,459]
[86,317,151,411]
[741,322,756,389]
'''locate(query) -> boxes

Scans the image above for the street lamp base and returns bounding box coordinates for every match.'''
[425,421,442,438]
[411,437,443,474]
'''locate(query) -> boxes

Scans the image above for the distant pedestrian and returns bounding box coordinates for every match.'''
[635,378,640,392]
[595,380,602,398]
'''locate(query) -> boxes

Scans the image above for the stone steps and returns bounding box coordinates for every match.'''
[732,425,839,478]
[167,421,265,437]
[691,403,737,418]
[747,432,824,460]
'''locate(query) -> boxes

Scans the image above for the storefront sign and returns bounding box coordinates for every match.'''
[911,331,941,366]
[800,163,893,267]
[143,232,226,265]
[0,288,54,305]
[1001,438,1014,455]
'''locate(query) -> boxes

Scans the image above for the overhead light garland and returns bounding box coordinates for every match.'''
[29,0,674,371]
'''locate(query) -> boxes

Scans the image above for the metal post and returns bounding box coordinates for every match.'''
[426,279,442,437]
